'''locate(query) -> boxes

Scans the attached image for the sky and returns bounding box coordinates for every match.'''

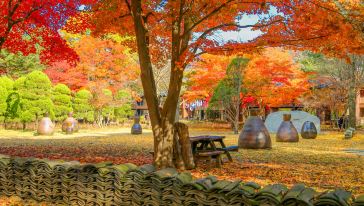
[220,14,264,43]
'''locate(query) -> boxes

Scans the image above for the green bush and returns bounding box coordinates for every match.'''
[73,89,94,122]
[0,76,14,122]
[52,84,72,121]
[0,76,14,91]
[16,71,54,124]
[0,85,8,122]
[114,89,133,121]
[102,89,115,121]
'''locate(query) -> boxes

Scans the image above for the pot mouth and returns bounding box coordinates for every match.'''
[249,108,260,116]
[283,114,291,121]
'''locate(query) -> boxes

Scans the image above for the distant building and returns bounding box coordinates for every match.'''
[356,88,364,126]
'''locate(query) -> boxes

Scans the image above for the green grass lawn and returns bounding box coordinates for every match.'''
[0,128,363,195]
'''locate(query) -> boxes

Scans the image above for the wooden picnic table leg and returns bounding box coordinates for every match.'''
[219,140,233,162]
[208,141,223,167]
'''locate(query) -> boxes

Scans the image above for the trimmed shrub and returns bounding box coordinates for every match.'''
[16,71,54,126]
[114,89,133,121]
[73,89,94,122]
[52,84,72,121]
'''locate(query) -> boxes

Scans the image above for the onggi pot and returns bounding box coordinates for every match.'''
[276,114,299,142]
[62,112,79,134]
[301,121,317,139]
[37,113,55,135]
[238,110,271,149]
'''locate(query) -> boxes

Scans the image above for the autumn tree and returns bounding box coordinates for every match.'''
[72,34,140,91]
[0,0,98,64]
[259,1,363,59]
[183,54,233,102]
[209,57,250,134]
[299,52,364,128]
[45,60,87,91]
[65,0,364,169]
[244,48,309,110]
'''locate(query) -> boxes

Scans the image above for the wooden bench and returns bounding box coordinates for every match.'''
[195,150,224,168]
[222,145,239,152]
[344,127,356,139]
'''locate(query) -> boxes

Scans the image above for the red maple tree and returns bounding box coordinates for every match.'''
[0,0,95,63]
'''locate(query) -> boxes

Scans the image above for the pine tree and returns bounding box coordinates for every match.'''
[73,89,94,123]
[52,84,73,122]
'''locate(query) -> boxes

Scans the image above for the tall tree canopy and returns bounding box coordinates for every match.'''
[3,0,363,168]
[64,0,363,169]
[183,54,233,102]
[244,48,309,108]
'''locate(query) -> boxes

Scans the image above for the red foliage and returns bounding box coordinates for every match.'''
[0,0,96,64]
[45,60,88,90]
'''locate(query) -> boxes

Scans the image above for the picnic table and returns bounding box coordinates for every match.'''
[190,135,238,168]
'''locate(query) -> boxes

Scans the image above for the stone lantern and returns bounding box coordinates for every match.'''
[131,116,142,135]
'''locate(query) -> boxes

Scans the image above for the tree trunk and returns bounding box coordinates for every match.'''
[174,122,195,169]
[131,0,193,169]
[348,62,357,128]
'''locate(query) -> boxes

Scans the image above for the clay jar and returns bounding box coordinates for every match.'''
[276,114,299,142]
[238,110,271,149]
[37,114,55,135]
[131,116,142,135]
[301,121,317,139]
[62,112,79,134]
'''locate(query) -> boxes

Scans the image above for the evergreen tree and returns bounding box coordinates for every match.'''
[0,49,45,78]
[16,71,54,128]
[101,89,114,125]
[209,57,250,134]
[114,89,133,121]
[52,84,72,122]
[0,76,14,91]
[0,76,14,122]
[0,85,7,122]
[73,89,94,122]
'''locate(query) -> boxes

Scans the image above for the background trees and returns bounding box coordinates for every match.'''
[244,48,309,109]
[0,49,45,78]
[209,57,250,134]
[299,53,364,128]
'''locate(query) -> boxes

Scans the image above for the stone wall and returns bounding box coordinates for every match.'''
[0,155,363,206]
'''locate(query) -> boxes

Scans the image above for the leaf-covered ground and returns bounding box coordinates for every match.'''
[0,129,363,195]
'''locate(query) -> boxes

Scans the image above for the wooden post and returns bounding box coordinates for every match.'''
[174,122,195,169]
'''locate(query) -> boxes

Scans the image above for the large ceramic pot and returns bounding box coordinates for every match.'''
[131,116,142,135]
[62,112,79,134]
[37,114,55,135]
[301,121,317,139]
[238,111,271,149]
[276,114,299,142]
